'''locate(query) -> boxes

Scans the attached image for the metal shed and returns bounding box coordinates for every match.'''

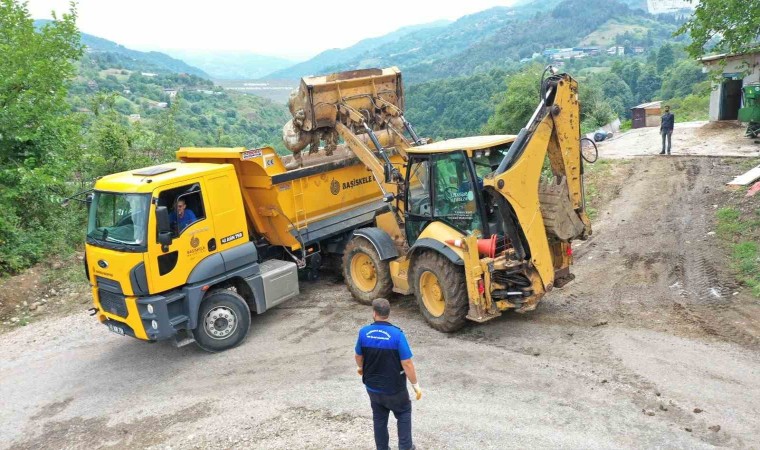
[630,101,662,129]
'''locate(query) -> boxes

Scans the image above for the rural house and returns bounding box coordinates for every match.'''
[699,51,760,121]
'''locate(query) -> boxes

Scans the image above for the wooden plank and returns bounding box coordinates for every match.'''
[727,165,760,186]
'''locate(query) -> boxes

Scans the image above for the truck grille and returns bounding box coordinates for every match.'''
[99,289,128,318]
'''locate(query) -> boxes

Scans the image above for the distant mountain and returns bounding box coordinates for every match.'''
[313,0,676,83]
[415,0,670,81]
[34,20,210,78]
[263,0,673,84]
[264,19,451,79]
[165,51,294,80]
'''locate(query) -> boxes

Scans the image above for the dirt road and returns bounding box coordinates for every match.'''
[2,157,760,447]
[598,121,760,159]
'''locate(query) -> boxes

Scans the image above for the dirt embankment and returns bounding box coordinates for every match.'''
[556,156,760,348]
[0,254,91,333]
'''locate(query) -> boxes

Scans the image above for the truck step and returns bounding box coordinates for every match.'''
[169,314,189,327]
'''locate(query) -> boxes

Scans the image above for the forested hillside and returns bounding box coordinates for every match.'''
[404,42,707,142]
[405,69,508,140]
[1,4,288,274]
[267,0,678,83]
[71,53,289,151]
[35,20,211,78]
[416,0,677,82]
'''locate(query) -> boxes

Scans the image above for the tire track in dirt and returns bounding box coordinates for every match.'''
[549,157,760,349]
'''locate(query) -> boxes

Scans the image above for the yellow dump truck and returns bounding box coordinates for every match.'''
[85,146,405,351]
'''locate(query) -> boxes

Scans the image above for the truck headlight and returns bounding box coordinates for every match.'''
[147,304,154,314]
[151,320,158,330]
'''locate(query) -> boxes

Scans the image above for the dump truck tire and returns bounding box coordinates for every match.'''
[343,237,393,305]
[193,289,251,353]
[412,251,467,332]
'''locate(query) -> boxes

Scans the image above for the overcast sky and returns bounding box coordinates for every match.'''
[27,0,518,60]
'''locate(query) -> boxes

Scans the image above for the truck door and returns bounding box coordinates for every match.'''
[147,181,216,293]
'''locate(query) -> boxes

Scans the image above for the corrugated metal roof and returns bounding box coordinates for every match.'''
[631,101,662,110]
[699,50,760,63]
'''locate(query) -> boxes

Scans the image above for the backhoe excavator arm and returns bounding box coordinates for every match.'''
[484,70,591,293]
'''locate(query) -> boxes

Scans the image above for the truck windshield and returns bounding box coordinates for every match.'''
[87,192,151,247]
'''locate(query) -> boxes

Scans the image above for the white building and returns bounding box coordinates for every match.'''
[699,52,760,121]
[646,0,693,15]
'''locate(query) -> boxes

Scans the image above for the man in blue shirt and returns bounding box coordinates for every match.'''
[355,298,421,450]
[169,198,196,233]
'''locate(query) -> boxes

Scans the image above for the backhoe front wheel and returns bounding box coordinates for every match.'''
[412,251,468,332]
[343,237,393,305]
[193,289,251,352]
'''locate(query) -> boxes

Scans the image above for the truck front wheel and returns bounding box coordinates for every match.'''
[193,289,251,352]
[412,251,468,332]
[343,237,393,305]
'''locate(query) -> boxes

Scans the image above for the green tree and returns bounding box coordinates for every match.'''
[592,72,635,118]
[0,0,83,163]
[483,65,544,135]
[579,81,615,132]
[636,66,662,103]
[0,1,84,273]
[676,0,760,60]
[660,60,707,100]
[152,99,183,160]
[656,44,675,74]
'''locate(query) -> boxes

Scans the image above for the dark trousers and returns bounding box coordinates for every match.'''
[661,129,672,153]
[368,389,413,450]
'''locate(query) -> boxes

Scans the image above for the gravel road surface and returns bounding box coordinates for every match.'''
[2,156,759,450]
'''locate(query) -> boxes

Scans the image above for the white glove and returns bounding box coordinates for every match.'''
[411,382,422,400]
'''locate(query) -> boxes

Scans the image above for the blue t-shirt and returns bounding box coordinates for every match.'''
[169,208,197,232]
[355,321,413,394]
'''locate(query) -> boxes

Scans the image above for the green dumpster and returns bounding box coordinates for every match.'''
[739,84,760,137]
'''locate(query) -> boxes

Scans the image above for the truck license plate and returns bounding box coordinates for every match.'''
[107,323,125,336]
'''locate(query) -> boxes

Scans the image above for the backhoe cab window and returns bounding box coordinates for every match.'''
[87,193,151,247]
[471,147,507,178]
[432,152,483,235]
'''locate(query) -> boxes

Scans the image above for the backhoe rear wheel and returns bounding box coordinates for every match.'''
[412,251,468,332]
[343,237,393,305]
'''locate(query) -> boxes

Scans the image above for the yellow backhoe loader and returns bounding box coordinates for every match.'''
[287,66,592,331]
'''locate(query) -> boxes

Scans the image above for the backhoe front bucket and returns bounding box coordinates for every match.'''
[283,67,405,153]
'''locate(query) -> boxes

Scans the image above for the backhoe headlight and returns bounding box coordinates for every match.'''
[151,320,158,330]
[147,304,154,314]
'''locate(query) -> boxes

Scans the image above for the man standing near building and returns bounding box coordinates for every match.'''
[355,298,422,450]
[660,105,675,155]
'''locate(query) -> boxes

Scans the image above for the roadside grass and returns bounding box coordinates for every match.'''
[583,158,624,221]
[716,206,760,297]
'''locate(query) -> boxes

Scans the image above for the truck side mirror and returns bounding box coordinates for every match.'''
[156,206,173,246]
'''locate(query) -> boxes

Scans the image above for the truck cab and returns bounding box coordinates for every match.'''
[85,162,298,351]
